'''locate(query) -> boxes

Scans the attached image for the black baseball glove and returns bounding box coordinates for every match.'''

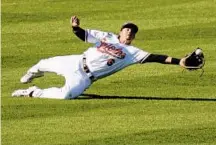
[183,48,205,70]
[181,48,205,76]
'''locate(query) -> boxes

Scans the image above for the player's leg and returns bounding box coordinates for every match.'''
[20,55,81,83]
[13,72,91,99]
[32,73,91,99]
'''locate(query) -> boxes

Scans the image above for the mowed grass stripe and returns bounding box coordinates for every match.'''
[2,101,216,144]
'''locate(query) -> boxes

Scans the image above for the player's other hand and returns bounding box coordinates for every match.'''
[71,16,80,27]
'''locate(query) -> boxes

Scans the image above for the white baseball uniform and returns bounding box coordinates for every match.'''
[29,29,150,99]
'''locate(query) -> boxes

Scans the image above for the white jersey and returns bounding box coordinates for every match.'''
[83,29,150,79]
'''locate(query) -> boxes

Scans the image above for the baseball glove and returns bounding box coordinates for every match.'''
[181,48,205,76]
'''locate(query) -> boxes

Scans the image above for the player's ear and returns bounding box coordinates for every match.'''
[132,33,135,39]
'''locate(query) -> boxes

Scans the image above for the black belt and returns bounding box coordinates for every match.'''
[83,57,95,81]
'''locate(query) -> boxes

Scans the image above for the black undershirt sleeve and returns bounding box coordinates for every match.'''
[72,26,86,41]
[143,54,168,64]
[142,54,180,65]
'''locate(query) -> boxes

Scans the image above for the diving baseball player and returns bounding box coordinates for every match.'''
[11,16,204,99]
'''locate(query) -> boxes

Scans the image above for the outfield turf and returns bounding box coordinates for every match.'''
[1,0,216,144]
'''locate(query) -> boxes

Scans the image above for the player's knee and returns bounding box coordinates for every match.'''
[38,59,46,65]
[61,91,78,99]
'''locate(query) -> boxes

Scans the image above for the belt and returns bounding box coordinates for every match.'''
[83,57,95,81]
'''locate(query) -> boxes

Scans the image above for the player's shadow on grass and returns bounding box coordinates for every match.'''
[80,94,216,102]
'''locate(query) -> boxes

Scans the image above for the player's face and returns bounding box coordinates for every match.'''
[119,28,136,45]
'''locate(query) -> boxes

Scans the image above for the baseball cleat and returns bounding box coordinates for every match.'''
[20,72,44,84]
[12,86,38,97]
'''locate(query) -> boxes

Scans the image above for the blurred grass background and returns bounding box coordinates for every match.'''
[1,0,216,144]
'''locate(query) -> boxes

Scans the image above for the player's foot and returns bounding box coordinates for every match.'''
[12,86,38,97]
[20,72,44,84]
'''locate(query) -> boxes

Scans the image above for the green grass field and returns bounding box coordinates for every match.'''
[2,0,216,144]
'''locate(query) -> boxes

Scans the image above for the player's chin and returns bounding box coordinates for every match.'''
[125,39,133,45]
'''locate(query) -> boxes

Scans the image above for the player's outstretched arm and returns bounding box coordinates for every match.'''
[142,54,185,67]
[144,47,205,70]
[71,16,86,41]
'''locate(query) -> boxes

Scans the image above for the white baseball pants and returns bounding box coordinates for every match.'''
[28,55,92,99]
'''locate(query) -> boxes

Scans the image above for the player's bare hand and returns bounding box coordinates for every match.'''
[179,58,186,68]
[71,16,80,27]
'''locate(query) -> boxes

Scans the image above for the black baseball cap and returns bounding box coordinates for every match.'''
[121,22,138,34]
